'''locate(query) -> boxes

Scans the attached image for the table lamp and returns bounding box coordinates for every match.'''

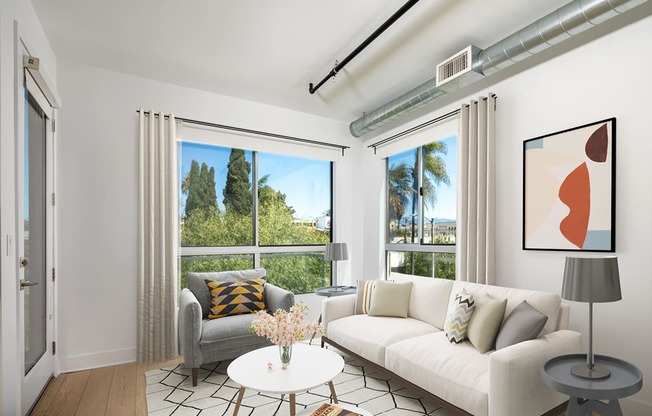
[562,256,621,379]
[325,242,348,291]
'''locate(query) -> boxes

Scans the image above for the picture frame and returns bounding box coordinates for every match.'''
[523,118,616,252]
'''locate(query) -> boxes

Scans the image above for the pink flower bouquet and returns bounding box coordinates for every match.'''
[250,303,325,347]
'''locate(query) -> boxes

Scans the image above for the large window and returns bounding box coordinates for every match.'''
[386,135,457,279]
[179,142,332,293]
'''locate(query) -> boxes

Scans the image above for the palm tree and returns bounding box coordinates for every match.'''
[418,141,451,209]
[387,141,451,243]
[387,162,414,242]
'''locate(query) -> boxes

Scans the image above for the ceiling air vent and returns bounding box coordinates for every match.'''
[436,45,483,92]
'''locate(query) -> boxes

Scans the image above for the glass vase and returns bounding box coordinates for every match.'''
[279,344,293,369]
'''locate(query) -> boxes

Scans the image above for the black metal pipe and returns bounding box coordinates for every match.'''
[308,0,420,94]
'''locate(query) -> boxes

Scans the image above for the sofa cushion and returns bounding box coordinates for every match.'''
[206,278,266,319]
[187,268,267,319]
[327,314,436,366]
[495,301,548,350]
[444,289,475,343]
[199,313,271,358]
[385,332,489,416]
[390,273,455,329]
[450,281,561,336]
[467,294,507,353]
[367,280,413,318]
[355,280,375,314]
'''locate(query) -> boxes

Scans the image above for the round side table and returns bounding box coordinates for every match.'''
[542,354,642,416]
[315,285,357,297]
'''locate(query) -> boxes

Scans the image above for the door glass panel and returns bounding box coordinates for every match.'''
[24,92,47,375]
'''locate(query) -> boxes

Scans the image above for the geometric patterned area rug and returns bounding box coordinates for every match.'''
[146,344,455,416]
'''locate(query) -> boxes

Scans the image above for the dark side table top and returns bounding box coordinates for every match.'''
[542,354,642,400]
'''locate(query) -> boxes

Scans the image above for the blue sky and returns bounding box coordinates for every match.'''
[180,135,456,221]
[387,135,457,221]
[179,142,331,219]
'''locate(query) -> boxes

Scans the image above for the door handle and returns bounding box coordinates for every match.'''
[20,257,28,268]
[20,279,38,291]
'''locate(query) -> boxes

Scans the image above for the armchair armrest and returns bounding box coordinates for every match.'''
[489,329,582,416]
[322,294,356,329]
[265,283,294,312]
[179,288,203,368]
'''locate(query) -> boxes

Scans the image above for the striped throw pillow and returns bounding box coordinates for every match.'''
[205,278,266,319]
[444,289,475,344]
[355,280,376,314]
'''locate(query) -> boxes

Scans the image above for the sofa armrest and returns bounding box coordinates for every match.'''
[179,288,203,368]
[265,283,294,312]
[322,294,356,328]
[489,329,582,416]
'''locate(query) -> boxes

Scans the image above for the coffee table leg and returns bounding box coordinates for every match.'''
[328,381,339,404]
[290,393,296,416]
[233,387,246,416]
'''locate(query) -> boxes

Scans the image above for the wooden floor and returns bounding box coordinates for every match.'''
[29,356,183,416]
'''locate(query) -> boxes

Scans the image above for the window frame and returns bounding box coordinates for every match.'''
[384,136,457,279]
[177,138,335,292]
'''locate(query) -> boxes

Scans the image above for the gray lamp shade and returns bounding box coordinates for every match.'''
[562,257,622,303]
[325,243,348,262]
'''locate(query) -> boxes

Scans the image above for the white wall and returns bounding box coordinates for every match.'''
[55,62,362,372]
[0,0,58,413]
[362,14,652,413]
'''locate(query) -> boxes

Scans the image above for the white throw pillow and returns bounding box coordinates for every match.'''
[367,280,413,318]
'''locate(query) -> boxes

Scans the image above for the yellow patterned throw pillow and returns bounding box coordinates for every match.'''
[205,278,266,319]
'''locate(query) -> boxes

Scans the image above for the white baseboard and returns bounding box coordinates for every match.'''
[58,347,136,373]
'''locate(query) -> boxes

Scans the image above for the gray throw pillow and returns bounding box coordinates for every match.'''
[466,294,507,354]
[187,268,266,319]
[367,280,413,318]
[495,301,548,350]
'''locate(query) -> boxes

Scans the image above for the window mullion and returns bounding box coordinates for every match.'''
[252,151,259,247]
[418,146,424,245]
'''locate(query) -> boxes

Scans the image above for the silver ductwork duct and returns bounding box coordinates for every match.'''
[350,0,648,137]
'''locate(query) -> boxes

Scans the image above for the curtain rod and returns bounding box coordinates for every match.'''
[136,110,350,156]
[368,108,460,154]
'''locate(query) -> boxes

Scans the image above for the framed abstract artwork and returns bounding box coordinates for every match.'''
[523,118,616,252]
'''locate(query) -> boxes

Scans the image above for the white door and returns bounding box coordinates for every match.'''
[18,61,56,415]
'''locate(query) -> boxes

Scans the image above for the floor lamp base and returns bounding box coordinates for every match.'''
[571,362,611,379]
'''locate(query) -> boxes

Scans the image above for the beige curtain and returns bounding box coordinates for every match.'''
[137,110,179,362]
[457,94,496,285]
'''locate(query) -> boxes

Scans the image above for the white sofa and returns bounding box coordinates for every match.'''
[321,273,581,416]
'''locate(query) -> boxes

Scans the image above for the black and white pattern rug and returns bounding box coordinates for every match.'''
[146,345,454,416]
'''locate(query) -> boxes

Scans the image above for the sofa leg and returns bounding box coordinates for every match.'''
[192,367,198,386]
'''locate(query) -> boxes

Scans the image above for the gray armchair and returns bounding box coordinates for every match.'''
[179,268,294,386]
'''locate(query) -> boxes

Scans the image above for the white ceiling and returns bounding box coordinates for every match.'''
[32,0,571,123]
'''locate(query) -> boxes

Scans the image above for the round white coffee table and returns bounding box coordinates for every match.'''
[227,344,345,416]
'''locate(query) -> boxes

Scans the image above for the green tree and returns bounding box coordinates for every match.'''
[387,162,414,234]
[182,160,218,218]
[180,189,329,291]
[182,160,201,218]
[223,149,252,215]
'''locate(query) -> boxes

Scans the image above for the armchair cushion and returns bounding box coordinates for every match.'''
[206,278,266,319]
[187,268,267,318]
